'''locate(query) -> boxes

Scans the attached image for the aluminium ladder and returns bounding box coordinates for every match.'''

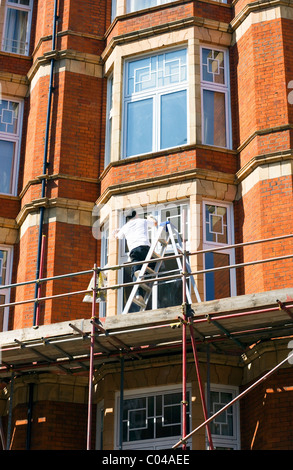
[122,221,201,315]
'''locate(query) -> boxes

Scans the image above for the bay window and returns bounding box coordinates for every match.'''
[2,0,33,55]
[201,46,231,149]
[123,48,188,158]
[0,98,22,196]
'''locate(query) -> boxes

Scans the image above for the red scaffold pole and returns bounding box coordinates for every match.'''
[189,323,214,450]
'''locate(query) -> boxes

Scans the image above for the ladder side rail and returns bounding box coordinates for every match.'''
[141,223,172,308]
[168,223,201,303]
[166,223,193,304]
[122,225,168,314]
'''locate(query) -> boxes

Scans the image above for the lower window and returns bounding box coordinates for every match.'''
[207,384,240,450]
[116,386,191,450]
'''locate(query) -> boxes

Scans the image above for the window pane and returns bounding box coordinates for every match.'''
[111,0,117,20]
[3,8,28,55]
[105,77,113,167]
[202,48,225,85]
[0,140,15,194]
[127,0,158,12]
[205,204,228,244]
[205,252,231,301]
[129,409,146,430]
[128,57,154,94]
[161,49,187,87]
[9,1,30,5]
[127,49,187,95]
[210,390,234,437]
[160,90,187,149]
[126,98,153,157]
[0,250,8,285]
[203,90,226,147]
[158,259,182,308]
[0,100,19,134]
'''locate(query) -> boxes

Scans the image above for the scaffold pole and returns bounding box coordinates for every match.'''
[87,264,98,450]
[173,349,293,449]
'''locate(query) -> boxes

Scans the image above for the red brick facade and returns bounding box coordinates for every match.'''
[0,0,292,451]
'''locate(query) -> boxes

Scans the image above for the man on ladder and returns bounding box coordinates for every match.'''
[114,209,158,304]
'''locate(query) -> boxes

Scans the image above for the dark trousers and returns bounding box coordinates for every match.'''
[129,245,155,296]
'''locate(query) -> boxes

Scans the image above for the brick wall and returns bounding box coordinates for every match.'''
[235,173,293,296]
[241,367,293,450]
[2,400,93,450]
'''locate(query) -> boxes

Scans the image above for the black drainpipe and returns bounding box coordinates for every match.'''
[33,0,59,326]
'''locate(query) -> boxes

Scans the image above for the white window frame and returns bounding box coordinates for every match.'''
[0,96,23,196]
[115,384,192,450]
[117,201,189,314]
[0,245,13,332]
[203,200,236,301]
[2,0,33,56]
[122,47,189,159]
[207,384,240,450]
[105,75,113,168]
[200,45,232,150]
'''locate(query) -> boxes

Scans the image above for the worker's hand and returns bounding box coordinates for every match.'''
[112,229,120,238]
[147,215,158,226]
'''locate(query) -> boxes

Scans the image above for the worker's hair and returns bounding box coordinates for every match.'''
[126,210,136,221]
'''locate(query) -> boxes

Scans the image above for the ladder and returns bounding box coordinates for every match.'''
[122,221,201,315]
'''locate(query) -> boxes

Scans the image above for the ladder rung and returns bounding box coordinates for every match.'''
[133,297,146,308]
[146,266,156,274]
[158,239,168,246]
[140,283,152,292]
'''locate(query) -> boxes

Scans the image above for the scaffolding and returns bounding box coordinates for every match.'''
[0,230,293,450]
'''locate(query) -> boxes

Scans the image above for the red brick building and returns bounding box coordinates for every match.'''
[0,0,293,451]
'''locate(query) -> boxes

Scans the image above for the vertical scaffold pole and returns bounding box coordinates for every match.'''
[87,264,98,450]
[189,324,214,450]
[6,372,14,450]
[119,355,124,450]
[181,209,187,450]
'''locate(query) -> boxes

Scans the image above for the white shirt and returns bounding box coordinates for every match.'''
[116,218,155,252]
